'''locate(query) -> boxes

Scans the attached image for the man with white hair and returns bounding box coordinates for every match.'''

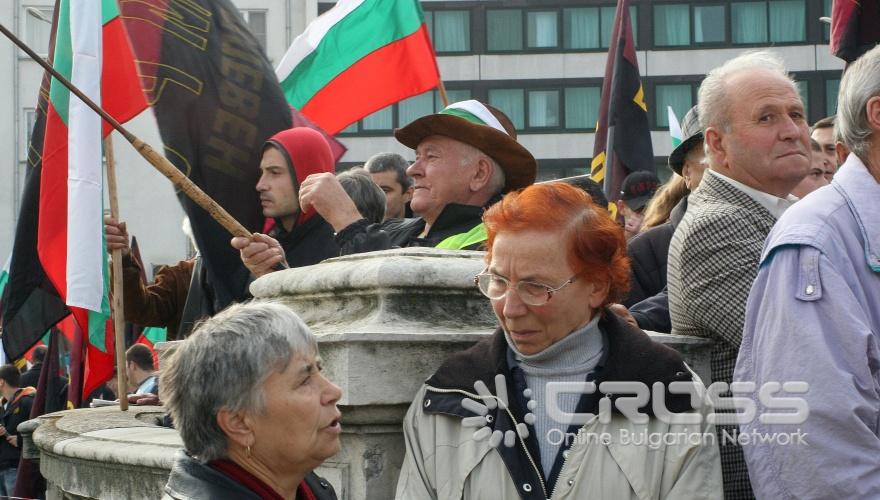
[666,50,811,499]
[735,45,880,499]
[294,100,537,254]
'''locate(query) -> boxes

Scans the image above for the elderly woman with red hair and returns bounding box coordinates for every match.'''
[396,183,721,499]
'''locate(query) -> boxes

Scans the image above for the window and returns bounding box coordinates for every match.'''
[694,5,726,43]
[425,10,470,53]
[654,4,690,47]
[655,84,693,128]
[399,92,434,126]
[565,87,600,129]
[731,1,805,44]
[488,89,525,129]
[823,0,832,42]
[239,10,268,49]
[527,11,559,48]
[563,8,600,49]
[24,7,54,56]
[528,90,560,127]
[487,10,523,51]
[362,106,393,131]
[825,79,839,116]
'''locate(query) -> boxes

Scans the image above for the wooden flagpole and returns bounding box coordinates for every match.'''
[437,79,450,108]
[104,135,129,411]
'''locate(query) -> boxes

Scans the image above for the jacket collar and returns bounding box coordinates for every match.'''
[670,195,688,229]
[699,170,776,225]
[426,309,693,413]
[834,155,880,272]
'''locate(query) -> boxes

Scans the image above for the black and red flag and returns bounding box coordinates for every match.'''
[118,0,294,325]
[590,0,654,214]
[0,2,68,362]
[831,0,880,64]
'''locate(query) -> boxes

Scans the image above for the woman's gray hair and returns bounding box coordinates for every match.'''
[698,50,795,133]
[836,45,880,162]
[160,301,317,463]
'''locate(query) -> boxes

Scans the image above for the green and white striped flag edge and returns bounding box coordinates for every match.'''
[668,106,682,149]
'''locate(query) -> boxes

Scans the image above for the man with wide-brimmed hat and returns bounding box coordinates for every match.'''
[294,100,537,254]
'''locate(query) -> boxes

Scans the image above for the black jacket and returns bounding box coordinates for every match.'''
[422,311,695,499]
[335,202,490,255]
[0,388,35,469]
[163,451,337,500]
[624,197,689,307]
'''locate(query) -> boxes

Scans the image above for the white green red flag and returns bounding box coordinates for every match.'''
[668,106,683,149]
[38,0,146,398]
[275,0,440,134]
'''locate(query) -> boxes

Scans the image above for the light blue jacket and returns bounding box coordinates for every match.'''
[735,154,880,499]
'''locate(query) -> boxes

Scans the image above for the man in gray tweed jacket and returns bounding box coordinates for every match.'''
[667,51,811,499]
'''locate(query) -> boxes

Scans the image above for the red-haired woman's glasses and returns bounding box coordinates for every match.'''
[474,272,577,307]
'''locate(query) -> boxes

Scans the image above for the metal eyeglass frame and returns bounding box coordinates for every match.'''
[473,272,578,306]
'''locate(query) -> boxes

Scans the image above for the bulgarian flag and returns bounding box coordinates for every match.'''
[668,106,683,149]
[276,0,441,135]
[38,0,147,398]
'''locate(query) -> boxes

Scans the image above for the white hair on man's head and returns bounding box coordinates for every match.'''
[836,45,880,162]
[458,141,506,196]
[698,50,797,132]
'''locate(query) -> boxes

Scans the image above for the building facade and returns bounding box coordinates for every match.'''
[0,0,844,269]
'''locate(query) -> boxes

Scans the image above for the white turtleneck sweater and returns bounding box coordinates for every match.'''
[505,315,604,478]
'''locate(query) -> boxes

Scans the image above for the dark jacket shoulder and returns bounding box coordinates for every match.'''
[163,451,337,500]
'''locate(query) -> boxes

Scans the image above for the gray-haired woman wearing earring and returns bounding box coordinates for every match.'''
[161,301,340,500]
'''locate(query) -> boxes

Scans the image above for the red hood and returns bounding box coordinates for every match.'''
[265,127,335,226]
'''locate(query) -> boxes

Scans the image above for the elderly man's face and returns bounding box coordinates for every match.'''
[249,353,342,474]
[408,135,478,224]
[714,70,811,197]
[811,126,840,180]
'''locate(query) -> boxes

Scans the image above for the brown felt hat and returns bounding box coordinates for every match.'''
[394,100,537,193]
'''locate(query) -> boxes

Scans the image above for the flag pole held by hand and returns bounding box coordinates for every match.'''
[104,135,129,411]
[0,22,251,240]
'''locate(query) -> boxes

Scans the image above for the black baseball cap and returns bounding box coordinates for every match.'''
[620,171,660,211]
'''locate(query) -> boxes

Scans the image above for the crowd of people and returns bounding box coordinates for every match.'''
[5,44,878,499]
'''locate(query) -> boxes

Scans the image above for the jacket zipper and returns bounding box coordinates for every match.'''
[425,385,550,499]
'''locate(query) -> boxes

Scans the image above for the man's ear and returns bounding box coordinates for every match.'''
[866,95,880,133]
[217,408,254,449]
[469,156,493,192]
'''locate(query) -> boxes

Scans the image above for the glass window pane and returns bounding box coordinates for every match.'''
[245,10,266,49]
[794,80,809,118]
[362,106,393,130]
[528,90,560,127]
[769,0,805,42]
[340,122,358,134]
[564,8,600,49]
[487,10,523,51]
[823,0,831,41]
[437,89,472,111]
[654,4,690,46]
[694,5,726,43]
[527,11,558,48]
[600,6,638,48]
[732,2,768,44]
[825,79,840,116]
[565,87,600,129]
[434,11,470,52]
[399,92,434,126]
[655,84,693,128]
[25,8,54,56]
[488,89,525,130]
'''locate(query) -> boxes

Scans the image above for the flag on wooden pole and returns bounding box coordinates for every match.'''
[276,0,441,134]
[668,106,683,149]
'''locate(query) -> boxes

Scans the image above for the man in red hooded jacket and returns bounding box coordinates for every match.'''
[106,127,340,338]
